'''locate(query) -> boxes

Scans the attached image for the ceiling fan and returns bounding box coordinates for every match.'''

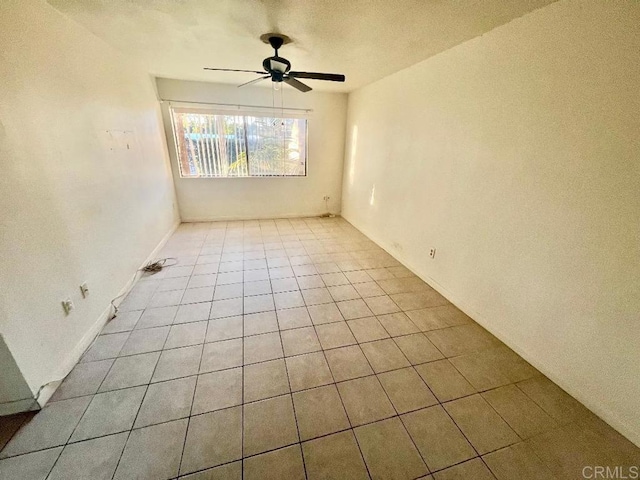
[204,33,345,93]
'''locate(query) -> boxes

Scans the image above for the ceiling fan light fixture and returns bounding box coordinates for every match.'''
[270,59,288,73]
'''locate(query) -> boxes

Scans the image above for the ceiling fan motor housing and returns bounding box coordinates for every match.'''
[267,35,286,51]
[263,56,291,82]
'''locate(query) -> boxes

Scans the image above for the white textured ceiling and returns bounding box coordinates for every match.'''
[48,0,556,92]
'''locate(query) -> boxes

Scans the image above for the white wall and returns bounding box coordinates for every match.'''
[0,336,36,415]
[156,78,347,221]
[341,0,640,445]
[0,0,179,403]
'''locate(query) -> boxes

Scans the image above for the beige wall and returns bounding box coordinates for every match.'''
[0,0,179,402]
[156,78,347,221]
[341,0,640,445]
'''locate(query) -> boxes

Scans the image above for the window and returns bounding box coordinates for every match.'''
[169,105,307,178]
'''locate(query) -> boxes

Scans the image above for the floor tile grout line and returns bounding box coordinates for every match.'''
[104,327,176,480]
[97,313,459,351]
[176,225,224,479]
[340,319,432,476]
[174,341,204,478]
[95,351,161,397]
[35,399,93,480]
[109,295,464,339]
[270,271,309,480]
[302,290,374,480]
[379,306,526,474]
[430,343,541,460]
[0,414,34,454]
[126,258,205,471]
[35,366,551,440]
[0,402,536,468]
[101,386,150,480]
[64,337,541,402]
[240,250,245,480]
[0,220,580,476]
[60,338,544,423]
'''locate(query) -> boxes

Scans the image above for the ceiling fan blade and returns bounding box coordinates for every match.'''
[238,76,270,88]
[204,68,266,74]
[284,77,312,93]
[288,71,345,82]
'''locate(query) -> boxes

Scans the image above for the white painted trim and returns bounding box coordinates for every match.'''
[181,212,340,222]
[0,398,39,416]
[343,215,640,447]
[113,219,182,311]
[36,220,181,409]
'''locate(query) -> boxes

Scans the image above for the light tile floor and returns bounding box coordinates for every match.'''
[1,217,638,479]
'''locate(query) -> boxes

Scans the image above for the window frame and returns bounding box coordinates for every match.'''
[168,103,309,179]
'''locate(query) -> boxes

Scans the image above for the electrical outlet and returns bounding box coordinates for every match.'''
[80,282,89,298]
[61,298,74,315]
[429,248,436,259]
[323,195,331,201]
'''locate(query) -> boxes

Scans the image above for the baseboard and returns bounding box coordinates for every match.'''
[342,214,640,448]
[180,211,341,222]
[36,220,181,409]
[0,398,40,417]
[111,219,182,311]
